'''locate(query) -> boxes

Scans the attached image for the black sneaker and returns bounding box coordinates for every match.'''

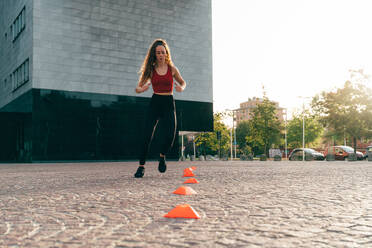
[158,156,167,173]
[134,166,145,178]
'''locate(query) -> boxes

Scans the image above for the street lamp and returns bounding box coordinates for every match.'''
[225,109,237,160]
[232,110,237,159]
[302,102,305,161]
[284,108,288,160]
[192,135,196,159]
[298,96,311,161]
[181,132,184,159]
[230,128,233,161]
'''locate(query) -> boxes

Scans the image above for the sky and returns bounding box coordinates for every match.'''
[212,0,372,118]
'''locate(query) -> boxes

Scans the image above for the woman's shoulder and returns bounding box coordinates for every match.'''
[169,64,178,75]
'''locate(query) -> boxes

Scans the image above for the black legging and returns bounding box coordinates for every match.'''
[139,94,176,164]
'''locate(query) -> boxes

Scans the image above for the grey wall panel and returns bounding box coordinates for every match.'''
[0,0,33,110]
[32,0,212,103]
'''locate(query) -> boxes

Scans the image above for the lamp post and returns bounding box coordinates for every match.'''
[225,109,237,160]
[230,128,233,161]
[192,135,196,159]
[302,102,305,161]
[181,132,184,159]
[298,96,311,161]
[284,109,288,160]
[233,110,237,159]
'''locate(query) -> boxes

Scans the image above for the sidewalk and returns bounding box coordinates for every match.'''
[0,161,371,247]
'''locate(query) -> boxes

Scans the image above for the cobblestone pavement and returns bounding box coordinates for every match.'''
[0,160,371,247]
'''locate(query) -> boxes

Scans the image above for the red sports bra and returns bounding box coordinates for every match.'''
[151,66,173,93]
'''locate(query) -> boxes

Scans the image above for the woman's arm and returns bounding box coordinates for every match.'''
[172,66,186,92]
[135,77,150,93]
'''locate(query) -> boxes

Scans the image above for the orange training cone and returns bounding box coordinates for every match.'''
[183,178,199,184]
[191,166,196,171]
[164,204,201,219]
[183,168,195,177]
[173,186,197,195]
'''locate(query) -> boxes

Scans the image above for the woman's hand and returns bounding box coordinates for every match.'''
[172,66,186,92]
[175,84,185,92]
[135,82,150,93]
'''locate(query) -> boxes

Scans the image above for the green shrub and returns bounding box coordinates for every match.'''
[247,154,253,161]
[260,154,267,161]
[274,155,282,161]
[347,153,357,161]
[326,154,335,161]
[305,154,314,161]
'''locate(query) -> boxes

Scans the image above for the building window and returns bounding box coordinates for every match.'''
[24,59,29,81]
[10,74,13,89]
[12,58,29,92]
[11,6,26,42]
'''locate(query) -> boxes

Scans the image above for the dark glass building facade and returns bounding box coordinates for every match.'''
[0,0,213,162]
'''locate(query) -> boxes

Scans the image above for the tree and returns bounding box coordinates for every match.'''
[235,121,251,154]
[287,110,323,149]
[312,81,372,153]
[194,112,230,157]
[245,97,282,156]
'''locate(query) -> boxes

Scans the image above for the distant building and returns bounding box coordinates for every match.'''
[0,0,213,162]
[234,97,285,126]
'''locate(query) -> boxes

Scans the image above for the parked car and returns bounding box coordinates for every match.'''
[364,146,372,159]
[324,146,364,160]
[289,148,325,161]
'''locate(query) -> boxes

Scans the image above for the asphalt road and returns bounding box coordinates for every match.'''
[0,160,371,247]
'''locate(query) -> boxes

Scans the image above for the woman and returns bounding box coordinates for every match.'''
[134,39,186,178]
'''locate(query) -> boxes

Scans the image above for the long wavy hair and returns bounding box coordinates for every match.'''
[138,39,174,86]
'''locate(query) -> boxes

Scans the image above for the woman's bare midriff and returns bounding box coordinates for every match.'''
[154,92,173,95]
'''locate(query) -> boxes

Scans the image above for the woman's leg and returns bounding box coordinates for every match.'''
[138,96,161,166]
[161,107,177,156]
[135,97,160,178]
[139,110,158,165]
[156,97,176,173]
[157,106,176,173]
[159,97,177,157]
[158,106,177,173]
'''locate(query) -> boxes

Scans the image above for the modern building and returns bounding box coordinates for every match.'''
[0,0,213,162]
[235,97,285,126]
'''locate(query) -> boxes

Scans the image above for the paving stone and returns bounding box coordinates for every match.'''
[0,161,371,247]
